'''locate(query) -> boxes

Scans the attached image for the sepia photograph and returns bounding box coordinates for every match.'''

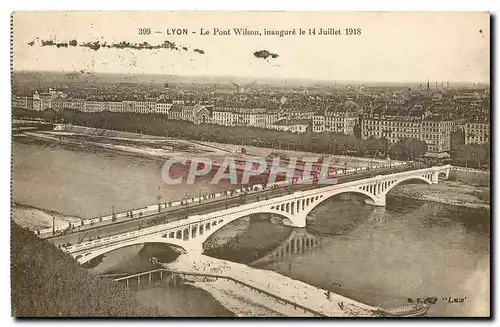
[10,11,490,317]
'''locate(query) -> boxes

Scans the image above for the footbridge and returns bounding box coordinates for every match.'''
[65,165,450,264]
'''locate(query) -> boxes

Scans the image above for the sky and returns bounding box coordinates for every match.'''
[12,11,490,83]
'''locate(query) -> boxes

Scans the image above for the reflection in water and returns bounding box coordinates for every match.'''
[76,196,490,317]
[261,197,490,317]
[204,214,296,264]
[87,243,181,275]
[250,228,321,266]
[14,140,490,317]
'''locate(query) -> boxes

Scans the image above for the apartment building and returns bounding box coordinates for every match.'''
[362,115,422,143]
[155,99,172,114]
[465,121,490,145]
[270,119,310,133]
[212,108,234,126]
[313,110,358,135]
[12,96,28,109]
[108,101,124,112]
[421,117,454,153]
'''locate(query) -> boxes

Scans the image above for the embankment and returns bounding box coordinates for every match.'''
[12,203,82,232]
[11,222,164,317]
[165,254,379,317]
[449,167,490,187]
[391,179,490,210]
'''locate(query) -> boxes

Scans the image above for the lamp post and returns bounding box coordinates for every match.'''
[370,151,379,172]
[157,186,162,213]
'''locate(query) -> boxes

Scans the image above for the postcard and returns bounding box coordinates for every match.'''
[11,11,490,317]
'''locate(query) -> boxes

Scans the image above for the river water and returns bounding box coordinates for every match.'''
[12,138,490,317]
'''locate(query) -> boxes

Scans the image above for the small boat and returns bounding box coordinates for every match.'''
[375,303,429,317]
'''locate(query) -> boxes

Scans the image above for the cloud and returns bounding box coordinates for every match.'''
[253,50,279,60]
[28,39,204,55]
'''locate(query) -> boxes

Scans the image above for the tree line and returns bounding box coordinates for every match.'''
[14,108,489,166]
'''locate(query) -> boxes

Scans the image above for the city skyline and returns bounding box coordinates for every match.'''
[13,12,490,83]
[12,70,491,87]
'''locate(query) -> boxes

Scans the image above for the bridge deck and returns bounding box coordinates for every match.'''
[64,164,450,257]
[51,163,420,247]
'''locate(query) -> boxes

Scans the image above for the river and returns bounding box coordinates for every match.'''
[12,137,490,317]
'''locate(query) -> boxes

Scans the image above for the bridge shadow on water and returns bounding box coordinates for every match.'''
[83,243,182,275]
[203,214,323,266]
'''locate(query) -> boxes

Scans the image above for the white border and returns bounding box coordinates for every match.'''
[1,1,497,327]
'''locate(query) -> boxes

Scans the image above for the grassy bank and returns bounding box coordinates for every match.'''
[11,222,165,317]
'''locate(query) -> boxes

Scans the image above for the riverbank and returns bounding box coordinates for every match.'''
[390,180,490,210]
[11,222,163,317]
[12,203,82,232]
[164,254,379,317]
[135,284,235,317]
[23,130,214,161]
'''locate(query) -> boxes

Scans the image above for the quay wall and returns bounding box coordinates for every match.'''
[449,167,490,187]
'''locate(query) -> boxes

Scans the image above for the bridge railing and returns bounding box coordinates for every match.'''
[451,166,490,174]
[67,192,309,254]
[67,165,450,256]
[113,268,327,317]
[45,162,413,238]
[39,183,268,238]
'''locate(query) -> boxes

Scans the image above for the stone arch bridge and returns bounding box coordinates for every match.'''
[66,165,450,264]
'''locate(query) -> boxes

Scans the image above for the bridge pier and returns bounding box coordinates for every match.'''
[365,195,386,207]
[431,172,439,184]
[68,166,452,264]
[183,242,204,255]
[282,213,307,228]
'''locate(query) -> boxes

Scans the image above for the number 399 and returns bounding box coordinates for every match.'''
[138,28,151,35]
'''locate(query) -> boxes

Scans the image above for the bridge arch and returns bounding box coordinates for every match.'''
[69,166,451,262]
[438,171,448,179]
[194,208,296,248]
[292,174,434,226]
[296,189,378,220]
[382,175,432,195]
[76,236,189,264]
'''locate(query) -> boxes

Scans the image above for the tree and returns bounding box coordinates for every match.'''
[450,130,465,152]
[389,138,427,161]
[406,138,428,160]
[365,137,388,157]
[11,223,164,317]
[457,144,488,168]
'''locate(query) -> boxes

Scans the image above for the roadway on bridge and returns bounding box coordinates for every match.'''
[48,164,422,248]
